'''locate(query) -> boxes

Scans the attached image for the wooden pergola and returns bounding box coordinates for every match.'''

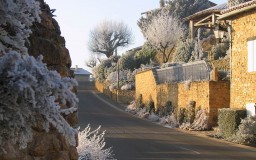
[183,3,228,39]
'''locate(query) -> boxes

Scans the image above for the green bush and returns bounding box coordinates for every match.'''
[134,44,157,68]
[177,108,186,125]
[183,101,196,124]
[147,101,155,113]
[118,51,136,71]
[136,94,144,108]
[218,108,247,138]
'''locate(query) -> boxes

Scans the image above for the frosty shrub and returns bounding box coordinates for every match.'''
[158,101,173,117]
[148,113,160,122]
[229,116,256,145]
[177,108,186,125]
[159,114,178,128]
[125,101,137,114]
[173,39,194,63]
[136,107,149,119]
[121,83,134,90]
[0,52,78,149]
[218,108,247,138]
[142,10,184,63]
[106,69,134,90]
[93,58,112,82]
[136,94,144,108]
[134,44,157,68]
[190,109,210,131]
[0,0,41,54]
[77,125,115,160]
[184,101,196,124]
[118,51,136,71]
[147,100,155,114]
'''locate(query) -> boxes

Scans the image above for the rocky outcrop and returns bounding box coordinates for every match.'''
[28,0,72,77]
[0,1,78,160]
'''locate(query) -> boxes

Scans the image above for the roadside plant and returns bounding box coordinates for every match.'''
[177,108,186,125]
[147,100,155,114]
[184,101,196,124]
[77,125,115,160]
[134,43,157,68]
[190,109,210,131]
[0,0,79,151]
[228,116,256,144]
[0,52,78,150]
[136,94,144,108]
[173,39,194,63]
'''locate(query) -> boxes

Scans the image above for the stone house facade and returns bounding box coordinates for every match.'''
[219,0,256,109]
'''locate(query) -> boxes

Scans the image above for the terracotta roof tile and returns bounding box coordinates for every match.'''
[221,0,256,14]
[183,3,227,21]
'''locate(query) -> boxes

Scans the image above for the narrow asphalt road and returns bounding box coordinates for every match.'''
[77,81,256,160]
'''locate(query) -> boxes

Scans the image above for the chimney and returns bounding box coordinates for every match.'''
[228,0,251,8]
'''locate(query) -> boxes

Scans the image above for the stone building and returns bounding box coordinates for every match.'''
[219,0,256,109]
[71,66,92,82]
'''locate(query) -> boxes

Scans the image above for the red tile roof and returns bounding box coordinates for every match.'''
[221,0,256,14]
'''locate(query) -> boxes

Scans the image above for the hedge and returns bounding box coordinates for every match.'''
[218,108,247,138]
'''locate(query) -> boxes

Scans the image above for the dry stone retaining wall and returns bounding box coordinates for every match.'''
[135,69,230,126]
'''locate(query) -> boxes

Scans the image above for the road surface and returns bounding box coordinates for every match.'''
[77,81,256,160]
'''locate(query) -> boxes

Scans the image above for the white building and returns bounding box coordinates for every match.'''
[71,66,92,82]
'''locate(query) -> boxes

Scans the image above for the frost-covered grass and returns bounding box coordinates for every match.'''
[77,125,115,160]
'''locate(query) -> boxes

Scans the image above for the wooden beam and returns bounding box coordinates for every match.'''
[190,20,195,39]
[212,13,216,26]
[194,22,211,27]
[194,14,212,27]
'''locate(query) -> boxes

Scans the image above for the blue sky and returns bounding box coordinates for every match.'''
[44,0,224,70]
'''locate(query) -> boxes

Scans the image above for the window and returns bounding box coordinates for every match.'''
[247,39,256,72]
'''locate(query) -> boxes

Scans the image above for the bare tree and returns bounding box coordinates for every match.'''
[85,53,97,68]
[142,11,184,63]
[88,21,133,58]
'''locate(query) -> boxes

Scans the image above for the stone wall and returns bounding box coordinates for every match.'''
[0,1,78,160]
[229,9,256,108]
[95,81,135,104]
[135,69,158,106]
[135,69,230,126]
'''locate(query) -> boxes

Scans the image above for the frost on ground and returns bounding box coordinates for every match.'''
[125,101,178,128]
[77,125,115,160]
[125,101,209,130]
[158,114,178,128]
